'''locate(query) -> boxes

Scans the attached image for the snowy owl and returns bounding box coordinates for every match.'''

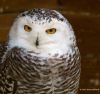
[0,8,81,94]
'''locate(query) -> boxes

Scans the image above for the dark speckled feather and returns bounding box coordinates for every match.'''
[17,8,66,23]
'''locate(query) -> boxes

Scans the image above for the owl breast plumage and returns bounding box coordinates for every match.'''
[0,8,81,94]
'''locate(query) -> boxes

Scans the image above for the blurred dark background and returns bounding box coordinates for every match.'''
[0,0,100,94]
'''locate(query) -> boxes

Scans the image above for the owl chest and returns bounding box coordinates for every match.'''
[15,59,68,93]
[28,59,67,89]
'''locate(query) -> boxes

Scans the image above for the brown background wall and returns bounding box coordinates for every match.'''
[0,0,100,94]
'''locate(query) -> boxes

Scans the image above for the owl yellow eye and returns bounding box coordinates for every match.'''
[46,28,56,34]
[24,25,32,32]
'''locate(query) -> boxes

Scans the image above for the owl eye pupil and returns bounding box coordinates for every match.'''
[28,27,30,30]
[49,29,52,32]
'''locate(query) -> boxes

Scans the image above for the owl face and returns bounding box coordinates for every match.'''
[8,9,76,57]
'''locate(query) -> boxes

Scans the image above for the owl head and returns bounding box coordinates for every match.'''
[8,8,76,56]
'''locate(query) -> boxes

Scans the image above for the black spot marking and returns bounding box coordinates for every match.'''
[7,77,12,83]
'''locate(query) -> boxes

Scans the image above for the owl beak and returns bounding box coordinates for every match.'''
[35,37,39,46]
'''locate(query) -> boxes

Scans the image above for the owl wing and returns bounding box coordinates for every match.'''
[0,42,7,63]
[0,47,30,94]
[0,47,18,94]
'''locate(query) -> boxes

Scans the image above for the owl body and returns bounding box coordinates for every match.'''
[0,9,80,94]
